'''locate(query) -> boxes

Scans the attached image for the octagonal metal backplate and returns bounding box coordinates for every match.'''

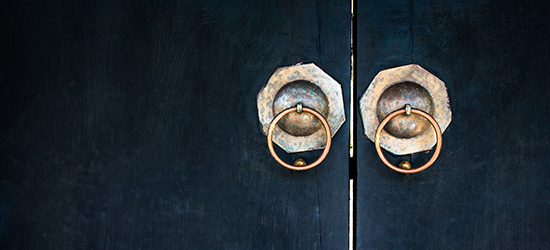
[257,63,345,153]
[359,64,452,155]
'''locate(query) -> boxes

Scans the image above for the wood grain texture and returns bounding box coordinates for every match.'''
[411,0,550,249]
[356,0,414,249]
[357,0,550,249]
[0,0,350,249]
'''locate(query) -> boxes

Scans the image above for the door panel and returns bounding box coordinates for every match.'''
[0,0,350,249]
[355,1,414,249]
[357,0,550,249]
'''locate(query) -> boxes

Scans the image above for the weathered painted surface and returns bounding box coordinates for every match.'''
[0,0,350,249]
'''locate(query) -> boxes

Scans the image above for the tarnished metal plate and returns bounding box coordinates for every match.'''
[257,63,345,153]
[359,64,452,155]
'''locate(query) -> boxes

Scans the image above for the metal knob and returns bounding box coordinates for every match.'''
[374,105,442,174]
[267,104,332,171]
[257,63,345,154]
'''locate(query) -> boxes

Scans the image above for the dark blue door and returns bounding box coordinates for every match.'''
[356,0,550,249]
[0,1,350,249]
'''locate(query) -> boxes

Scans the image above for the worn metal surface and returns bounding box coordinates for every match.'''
[257,63,345,153]
[377,82,434,138]
[359,64,452,155]
[273,81,329,136]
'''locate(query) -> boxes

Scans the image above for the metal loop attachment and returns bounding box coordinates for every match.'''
[267,105,332,171]
[375,106,443,174]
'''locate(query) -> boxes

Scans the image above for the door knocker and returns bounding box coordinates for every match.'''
[359,64,452,173]
[257,63,345,170]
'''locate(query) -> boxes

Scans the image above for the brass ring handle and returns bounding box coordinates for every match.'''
[375,107,443,174]
[267,106,332,171]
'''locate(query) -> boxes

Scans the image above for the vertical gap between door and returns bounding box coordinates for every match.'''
[349,0,358,249]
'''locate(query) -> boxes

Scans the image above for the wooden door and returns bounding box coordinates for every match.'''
[356,0,550,249]
[0,0,350,249]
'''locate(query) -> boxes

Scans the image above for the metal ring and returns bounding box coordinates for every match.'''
[375,108,442,174]
[267,106,332,171]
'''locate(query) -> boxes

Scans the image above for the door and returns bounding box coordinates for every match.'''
[0,0,350,249]
[356,0,550,249]
[3,0,550,249]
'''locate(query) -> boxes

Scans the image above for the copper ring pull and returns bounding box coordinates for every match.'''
[375,106,443,174]
[267,105,332,171]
